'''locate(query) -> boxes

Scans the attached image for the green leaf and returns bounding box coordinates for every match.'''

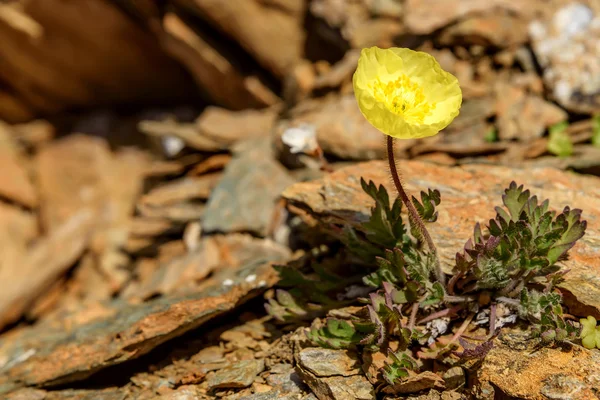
[502,182,530,221]
[382,351,419,384]
[411,188,441,223]
[547,121,573,157]
[422,282,445,306]
[327,319,356,338]
[363,248,408,288]
[357,179,407,250]
[308,318,364,349]
[484,127,498,143]
[592,115,600,148]
[547,207,587,264]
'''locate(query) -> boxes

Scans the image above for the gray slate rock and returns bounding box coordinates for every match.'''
[206,358,265,390]
[203,138,294,236]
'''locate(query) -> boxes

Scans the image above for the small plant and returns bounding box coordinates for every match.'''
[382,350,419,384]
[269,179,588,392]
[592,115,600,148]
[547,121,573,157]
[484,127,498,143]
[307,318,365,349]
[580,316,600,349]
[265,260,355,323]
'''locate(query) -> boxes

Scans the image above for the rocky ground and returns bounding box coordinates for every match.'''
[0,0,600,399]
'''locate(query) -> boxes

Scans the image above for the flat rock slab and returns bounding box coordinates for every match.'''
[296,347,374,400]
[282,160,600,317]
[206,359,265,390]
[202,138,294,236]
[298,348,361,378]
[0,250,287,394]
[480,333,600,399]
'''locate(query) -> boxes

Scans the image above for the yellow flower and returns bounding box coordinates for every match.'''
[353,47,462,139]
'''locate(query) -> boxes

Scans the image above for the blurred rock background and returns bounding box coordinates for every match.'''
[0,0,600,398]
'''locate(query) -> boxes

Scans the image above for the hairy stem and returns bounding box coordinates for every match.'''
[387,136,444,286]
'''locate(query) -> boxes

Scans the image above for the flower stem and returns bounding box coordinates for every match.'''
[386,136,445,286]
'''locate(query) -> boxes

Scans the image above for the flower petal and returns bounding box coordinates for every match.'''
[353,46,462,139]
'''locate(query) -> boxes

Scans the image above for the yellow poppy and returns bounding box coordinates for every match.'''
[353,47,462,139]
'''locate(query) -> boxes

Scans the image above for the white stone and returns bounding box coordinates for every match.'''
[281,124,318,154]
[553,3,593,37]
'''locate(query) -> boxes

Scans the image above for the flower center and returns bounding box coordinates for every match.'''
[369,74,436,124]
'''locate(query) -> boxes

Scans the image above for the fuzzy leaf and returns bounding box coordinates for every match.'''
[308,318,364,349]
[382,351,419,384]
[547,207,586,264]
[360,178,407,249]
[502,182,530,221]
[411,188,441,223]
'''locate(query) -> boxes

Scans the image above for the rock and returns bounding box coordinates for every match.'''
[5,387,128,400]
[296,347,375,400]
[495,82,567,141]
[0,0,193,123]
[128,234,291,299]
[206,359,265,390]
[309,0,402,49]
[36,135,148,293]
[188,154,232,176]
[278,94,413,160]
[137,202,206,222]
[479,332,600,399]
[195,106,278,146]
[406,390,466,400]
[0,210,95,330]
[511,145,600,188]
[8,119,55,148]
[0,123,37,207]
[298,348,361,377]
[382,371,445,394]
[128,217,183,238]
[404,0,543,34]
[160,12,279,109]
[0,253,282,392]
[140,106,278,153]
[240,392,302,400]
[139,118,223,152]
[438,11,529,48]
[140,173,221,207]
[154,386,202,400]
[174,0,305,78]
[313,50,360,91]
[443,366,466,390]
[202,138,294,236]
[282,160,600,317]
[529,3,600,113]
[266,365,307,394]
[301,374,374,400]
[36,135,111,231]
